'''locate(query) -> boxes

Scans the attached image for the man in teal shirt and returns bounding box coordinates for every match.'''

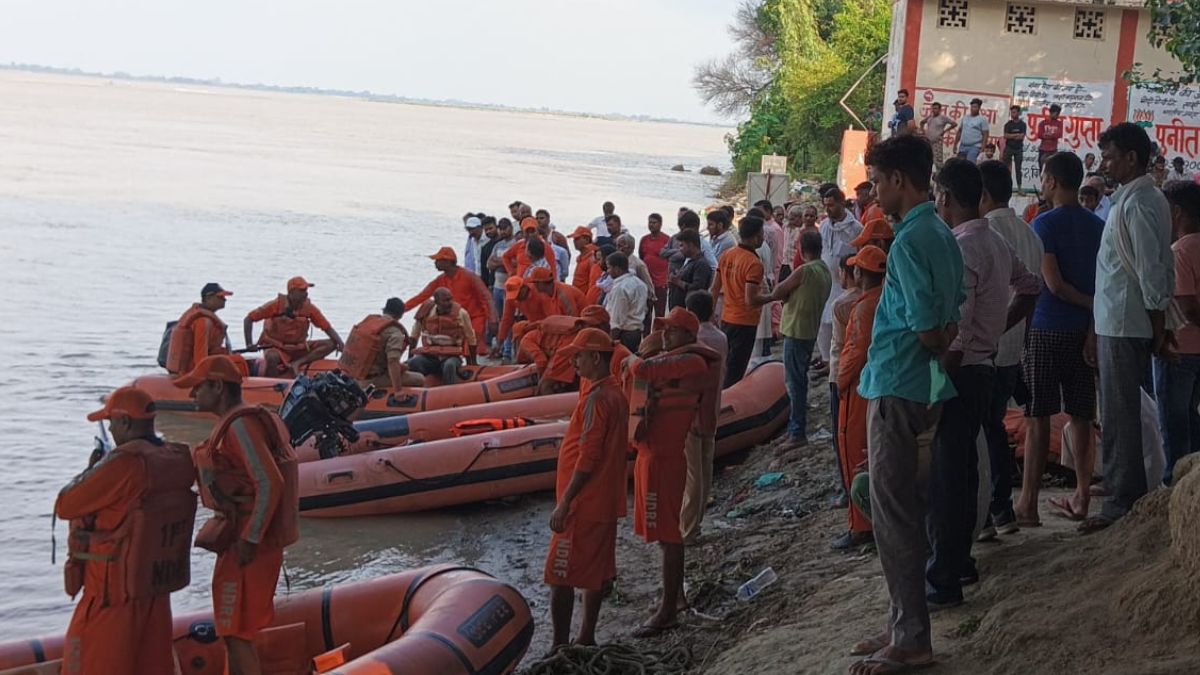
[849,134,964,675]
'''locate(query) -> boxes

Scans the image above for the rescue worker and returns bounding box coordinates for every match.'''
[525,305,632,394]
[532,262,587,316]
[337,297,424,391]
[568,226,600,294]
[502,217,558,280]
[407,287,477,384]
[621,307,720,638]
[175,355,300,675]
[56,386,196,675]
[585,245,618,306]
[405,246,495,357]
[493,268,580,351]
[545,327,631,647]
[166,282,233,375]
[834,245,887,549]
[244,277,344,377]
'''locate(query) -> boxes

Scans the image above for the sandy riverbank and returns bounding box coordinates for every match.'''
[514,375,1200,674]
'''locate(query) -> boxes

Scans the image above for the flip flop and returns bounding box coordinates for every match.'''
[631,622,678,639]
[849,636,889,656]
[851,655,935,674]
[1047,497,1085,522]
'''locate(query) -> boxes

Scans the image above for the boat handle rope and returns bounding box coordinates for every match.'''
[378,436,558,483]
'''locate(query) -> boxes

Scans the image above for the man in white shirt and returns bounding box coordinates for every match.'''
[616,234,658,310]
[588,201,616,233]
[463,215,485,275]
[816,188,863,369]
[1086,175,1112,221]
[1167,156,1193,183]
[979,159,1045,537]
[1084,123,1176,534]
[707,210,737,260]
[603,251,649,353]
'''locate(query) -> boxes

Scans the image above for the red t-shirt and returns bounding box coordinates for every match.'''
[1037,119,1063,152]
[639,233,671,287]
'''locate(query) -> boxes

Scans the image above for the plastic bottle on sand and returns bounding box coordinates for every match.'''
[736,567,777,601]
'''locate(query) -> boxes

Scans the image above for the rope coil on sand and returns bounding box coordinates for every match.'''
[522,643,692,675]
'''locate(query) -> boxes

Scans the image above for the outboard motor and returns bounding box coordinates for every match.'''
[279,371,371,459]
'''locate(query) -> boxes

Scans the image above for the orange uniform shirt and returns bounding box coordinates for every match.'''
[556,375,630,522]
[404,268,495,325]
[497,287,577,343]
[572,245,599,293]
[501,236,558,280]
[714,245,765,326]
[836,286,882,535]
[861,203,884,226]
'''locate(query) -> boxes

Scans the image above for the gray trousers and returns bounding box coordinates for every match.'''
[1098,336,1151,521]
[867,396,942,652]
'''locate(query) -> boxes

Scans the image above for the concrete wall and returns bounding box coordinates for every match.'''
[915,0,1123,97]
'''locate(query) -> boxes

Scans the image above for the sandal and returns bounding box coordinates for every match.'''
[1047,496,1086,521]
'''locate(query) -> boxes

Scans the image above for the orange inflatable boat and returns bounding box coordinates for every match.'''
[132,364,538,419]
[0,565,532,675]
[299,361,788,517]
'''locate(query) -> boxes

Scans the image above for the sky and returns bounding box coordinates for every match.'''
[0,0,738,124]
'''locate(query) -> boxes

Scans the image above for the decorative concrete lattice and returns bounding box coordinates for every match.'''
[938,0,969,29]
[1074,9,1105,40]
[1005,3,1036,34]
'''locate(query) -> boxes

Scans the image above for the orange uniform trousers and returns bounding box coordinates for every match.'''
[213,545,284,640]
[64,594,174,675]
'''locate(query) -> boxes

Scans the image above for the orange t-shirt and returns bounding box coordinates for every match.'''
[502,236,559,280]
[716,245,765,326]
[404,269,495,325]
[556,375,630,522]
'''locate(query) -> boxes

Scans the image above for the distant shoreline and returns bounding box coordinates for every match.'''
[1,63,730,128]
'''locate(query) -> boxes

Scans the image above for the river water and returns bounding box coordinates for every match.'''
[0,70,728,638]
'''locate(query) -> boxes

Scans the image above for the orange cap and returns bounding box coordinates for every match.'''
[429,246,458,263]
[87,386,157,422]
[504,276,525,301]
[172,354,246,388]
[561,327,617,358]
[287,276,314,291]
[528,266,554,283]
[848,245,887,273]
[520,217,539,233]
[578,305,610,327]
[850,219,894,248]
[568,226,593,240]
[653,307,700,335]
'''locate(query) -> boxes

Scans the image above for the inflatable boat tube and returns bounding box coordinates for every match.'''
[299,361,787,517]
[0,565,532,675]
[132,365,539,419]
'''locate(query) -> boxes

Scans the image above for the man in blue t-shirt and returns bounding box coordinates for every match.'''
[1014,151,1104,526]
[888,89,916,136]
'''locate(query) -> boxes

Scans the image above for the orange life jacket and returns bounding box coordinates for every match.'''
[165,304,227,374]
[338,314,403,380]
[193,406,300,550]
[451,418,531,437]
[65,439,197,603]
[414,300,467,357]
[260,297,312,349]
[626,341,721,444]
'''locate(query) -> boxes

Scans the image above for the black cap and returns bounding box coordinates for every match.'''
[201,283,231,298]
[383,297,405,317]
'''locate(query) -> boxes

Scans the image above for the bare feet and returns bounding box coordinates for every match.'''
[850,632,891,656]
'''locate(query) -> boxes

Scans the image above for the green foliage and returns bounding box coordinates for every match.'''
[1130,0,1200,89]
[723,0,890,182]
